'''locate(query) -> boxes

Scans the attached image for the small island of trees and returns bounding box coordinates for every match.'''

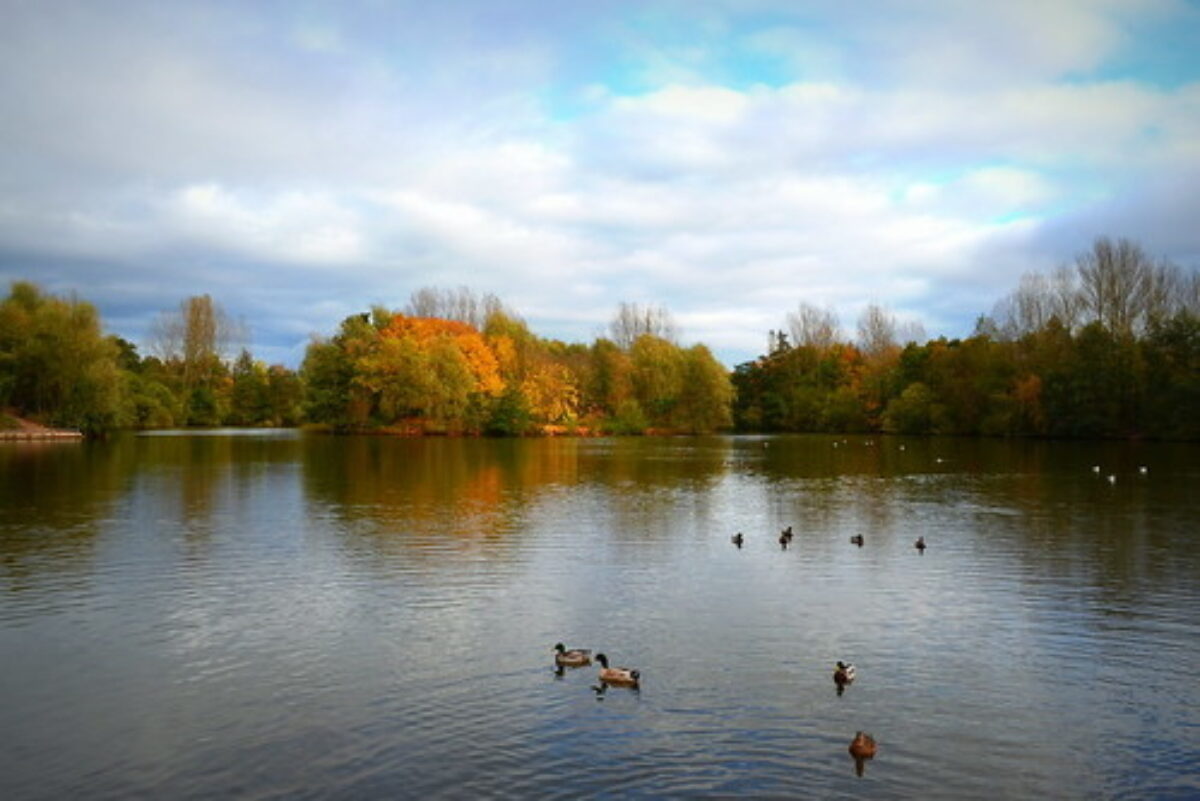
[2,237,1197,440]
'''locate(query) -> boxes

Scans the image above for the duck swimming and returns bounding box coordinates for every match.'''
[849,534,864,547]
[914,536,926,553]
[834,661,857,688]
[731,532,744,548]
[553,643,592,667]
[848,731,877,759]
[848,731,877,776]
[595,653,640,687]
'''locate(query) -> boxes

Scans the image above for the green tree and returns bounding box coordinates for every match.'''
[629,334,684,427]
[0,281,124,434]
[676,344,734,433]
[228,349,270,425]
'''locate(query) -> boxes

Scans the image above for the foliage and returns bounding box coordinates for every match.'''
[733,238,1200,440]
[6,236,1196,440]
[0,281,124,434]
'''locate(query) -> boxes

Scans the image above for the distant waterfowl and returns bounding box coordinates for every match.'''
[849,731,877,775]
[553,643,592,667]
[848,731,877,759]
[732,532,744,548]
[595,653,640,687]
[1107,474,1117,485]
[779,531,789,549]
[1139,465,1148,475]
[834,661,857,694]
[849,534,864,547]
[1092,465,1101,473]
[781,526,794,544]
[914,536,926,553]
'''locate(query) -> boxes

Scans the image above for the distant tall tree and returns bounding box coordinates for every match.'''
[1076,237,1154,338]
[856,303,898,360]
[787,302,840,350]
[148,294,242,387]
[405,286,505,329]
[609,302,678,349]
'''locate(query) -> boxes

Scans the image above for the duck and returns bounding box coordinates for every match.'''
[849,534,864,547]
[833,661,857,688]
[914,536,926,553]
[553,643,592,668]
[595,653,640,687]
[848,731,877,759]
[779,531,789,549]
[781,525,794,542]
[731,532,744,548]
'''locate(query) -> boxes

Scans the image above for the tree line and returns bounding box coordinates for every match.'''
[301,291,732,435]
[733,237,1200,439]
[2,236,1196,439]
[0,283,732,436]
[0,284,302,434]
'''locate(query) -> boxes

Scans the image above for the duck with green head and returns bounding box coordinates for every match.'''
[553,643,592,667]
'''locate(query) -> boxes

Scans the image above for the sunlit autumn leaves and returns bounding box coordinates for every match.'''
[353,314,504,425]
[304,307,734,435]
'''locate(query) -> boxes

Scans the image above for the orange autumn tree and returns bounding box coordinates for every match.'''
[484,310,582,431]
[354,312,503,431]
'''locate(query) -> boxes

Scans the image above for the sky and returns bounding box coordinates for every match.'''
[2,0,1198,367]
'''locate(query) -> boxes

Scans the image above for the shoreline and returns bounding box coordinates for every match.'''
[0,415,85,441]
[0,429,85,440]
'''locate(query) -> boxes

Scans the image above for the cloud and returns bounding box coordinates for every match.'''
[168,184,365,265]
[1,0,1198,369]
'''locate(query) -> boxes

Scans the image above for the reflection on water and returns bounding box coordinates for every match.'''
[1,433,1198,799]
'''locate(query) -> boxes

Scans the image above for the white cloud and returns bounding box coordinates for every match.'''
[169,184,365,265]
[2,0,1198,368]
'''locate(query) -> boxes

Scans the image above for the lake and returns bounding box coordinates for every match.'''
[1,432,1197,799]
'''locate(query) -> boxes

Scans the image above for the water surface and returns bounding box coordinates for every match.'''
[2,433,1197,799]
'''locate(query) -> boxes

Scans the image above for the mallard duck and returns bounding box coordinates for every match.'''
[731,532,744,548]
[914,536,926,552]
[849,534,864,547]
[834,661,857,688]
[848,731,877,759]
[595,653,640,687]
[553,643,592,667]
